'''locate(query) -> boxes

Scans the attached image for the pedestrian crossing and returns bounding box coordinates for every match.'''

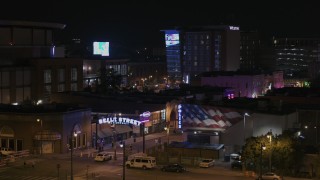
[0,174,56,180]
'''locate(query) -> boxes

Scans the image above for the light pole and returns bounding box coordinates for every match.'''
[267,130,272,172]
[71,131,78,180]
[243,113,250,143]
[164,126,169,144]
[142,122,145,153]
[37,118,43,155]
[113,129,117,160]
[258,143,266,180]
[120,141,126,180]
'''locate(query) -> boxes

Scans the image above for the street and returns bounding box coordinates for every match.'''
[0,132,311,180]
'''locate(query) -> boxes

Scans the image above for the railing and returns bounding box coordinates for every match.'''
[0,150,30,167]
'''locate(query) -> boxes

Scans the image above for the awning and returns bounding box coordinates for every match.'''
[97,124,113,138]
[34,130,61,141]
[96,124,132,138]
[115,125,132,134]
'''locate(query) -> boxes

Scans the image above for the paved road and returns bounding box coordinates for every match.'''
[0,132,312,180]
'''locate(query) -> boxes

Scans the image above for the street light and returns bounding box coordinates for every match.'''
[71,131,78,180]
[120,141,126,180]
[164,126,170,144]
[267,130,273,172]
[243,113,250,143]
[113,113,121,160]
[37,119,43,155]
[258,143,266,180]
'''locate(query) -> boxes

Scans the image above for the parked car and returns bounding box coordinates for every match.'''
[161,164,186,173]
[199,159,215,168]
[231,160,243,169]
[94,152,112,162]
[256,172,282,180]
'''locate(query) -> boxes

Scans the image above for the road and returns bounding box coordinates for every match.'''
[0,132,312,180]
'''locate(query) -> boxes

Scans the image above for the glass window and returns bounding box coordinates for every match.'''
[71,68,77,81]
[44,69,51,83]
[58,68,65,82]
[71,83,77,91]
[58,84,65,92]
[44,85,51,94]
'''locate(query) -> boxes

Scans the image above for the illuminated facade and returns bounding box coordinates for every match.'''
[273,37,320,78]
[162,26,240,85]
[201,71,266,98]
[163,30,182,84]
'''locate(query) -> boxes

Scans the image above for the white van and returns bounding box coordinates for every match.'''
[125,156,156,169]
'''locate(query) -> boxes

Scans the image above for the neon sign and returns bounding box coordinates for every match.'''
[98,117,141,126]
[178,104,182,128]
[140,111,151,123]
[229,26,239,30]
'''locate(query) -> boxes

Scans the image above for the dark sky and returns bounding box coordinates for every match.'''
[1,1,319,49]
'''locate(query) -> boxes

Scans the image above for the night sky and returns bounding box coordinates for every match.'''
[1,1,319,49]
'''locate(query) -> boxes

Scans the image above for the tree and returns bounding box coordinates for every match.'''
[242,131,303,176]
[96,67,122,94]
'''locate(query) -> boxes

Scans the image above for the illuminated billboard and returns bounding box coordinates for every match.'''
[165,33,180,47]
[93,42,110,56]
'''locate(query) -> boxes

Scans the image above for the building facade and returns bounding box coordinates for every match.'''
[0,104,92,154]
[162,26,240,85]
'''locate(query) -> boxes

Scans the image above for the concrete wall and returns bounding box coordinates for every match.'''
[221,112,297,153]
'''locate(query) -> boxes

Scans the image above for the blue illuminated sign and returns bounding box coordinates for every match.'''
[178,104,182,128]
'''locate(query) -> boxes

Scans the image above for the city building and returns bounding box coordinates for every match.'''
[199,70,284,98]
[0,20,83,104]
[162,25,240,85]
[273,37,320,78]
[0,103,92,154]
[240,31,261,71]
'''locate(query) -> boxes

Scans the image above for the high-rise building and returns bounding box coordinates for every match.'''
[272,37,320,78]
[240,31,261,71]
[162,26,240,85]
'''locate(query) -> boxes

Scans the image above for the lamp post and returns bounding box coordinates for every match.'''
[258,143,266,180]
[267,130,272,172]
[120,141,126,180]
[71,131,78,180]
[37,119,43,155]
[113,129,117,160]
[243,113,250,143]
[164,126,169,144]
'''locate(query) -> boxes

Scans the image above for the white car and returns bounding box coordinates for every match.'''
[0,147,15,156]
[257,172,282,180]
[199,159,215,168]
[94,152,112,162]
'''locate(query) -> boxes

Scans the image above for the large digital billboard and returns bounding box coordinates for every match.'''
[93,42,110,56]
[165,32,180,47]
